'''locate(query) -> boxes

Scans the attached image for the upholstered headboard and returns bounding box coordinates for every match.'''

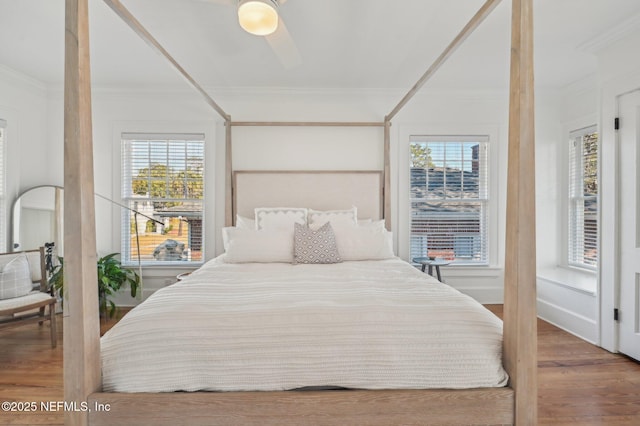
[233,171,383,222]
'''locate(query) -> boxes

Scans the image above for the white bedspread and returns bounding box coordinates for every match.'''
[101,257,508,392]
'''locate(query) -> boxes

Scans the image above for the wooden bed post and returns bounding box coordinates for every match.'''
[383,120,391,230]
[225,119,233,226]
[64,0,101,425]
[503,0,537,424]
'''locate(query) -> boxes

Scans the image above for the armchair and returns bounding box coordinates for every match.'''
[0,247,57,348]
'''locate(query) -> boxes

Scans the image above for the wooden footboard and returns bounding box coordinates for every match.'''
[88,388,514,426]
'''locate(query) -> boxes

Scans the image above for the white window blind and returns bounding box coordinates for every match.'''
[568,126,598,269]
[410,136,489,265]
[121,133,205,265]
[0,119,5,251]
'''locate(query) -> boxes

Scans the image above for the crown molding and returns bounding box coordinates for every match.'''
[46,82,192,96]
[0,64,47,95]
[208,86,518,105]
[41,82,567,122]
[577,13,640,53]
[46,83,516,101]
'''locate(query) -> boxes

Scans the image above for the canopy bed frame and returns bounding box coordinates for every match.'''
[63,0,536,424]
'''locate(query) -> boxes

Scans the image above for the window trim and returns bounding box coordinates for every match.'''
[567,124,598,271]
[409,135,490,266]
[111,121,215,269]
[121,134,205,266]
[397,124,500,268]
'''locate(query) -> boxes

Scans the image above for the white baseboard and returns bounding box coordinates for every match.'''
[537,298,598,344]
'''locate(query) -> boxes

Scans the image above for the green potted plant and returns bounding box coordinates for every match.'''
[49,253,140,318]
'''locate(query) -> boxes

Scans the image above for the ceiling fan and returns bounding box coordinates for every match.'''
[199,0,302,68]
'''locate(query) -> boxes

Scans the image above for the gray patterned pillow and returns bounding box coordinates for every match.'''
[293,222,342,264]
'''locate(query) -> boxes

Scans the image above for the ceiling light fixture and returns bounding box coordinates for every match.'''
[238,0,279,36]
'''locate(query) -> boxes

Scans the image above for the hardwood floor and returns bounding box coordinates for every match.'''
[488,305,640,425]
[0,306,639,425]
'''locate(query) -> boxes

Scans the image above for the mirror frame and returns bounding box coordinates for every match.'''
[11,185,64,253]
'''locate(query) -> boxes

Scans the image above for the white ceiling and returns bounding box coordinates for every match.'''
[2,0,640,91]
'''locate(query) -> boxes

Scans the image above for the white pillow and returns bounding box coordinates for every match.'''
[235,214,255,229]
[313,218,386,232]
[223,228,294,263]
[333,226,394,261]
[255,207,307,231]
[0,255,34,300]
[308,207,357,227]
[358,219,386,230]
[221,226,235,251]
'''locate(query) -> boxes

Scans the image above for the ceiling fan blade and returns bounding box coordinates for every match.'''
[265,17,301,69]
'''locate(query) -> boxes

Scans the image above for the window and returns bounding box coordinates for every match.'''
[568,126,598,269]
[121,133,204,265]
[410,136,489,265]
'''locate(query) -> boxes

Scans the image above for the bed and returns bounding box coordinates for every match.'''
[65,0,537,424]
[103,174,506,392]
[89,173,519,425]
[101,256,508,393]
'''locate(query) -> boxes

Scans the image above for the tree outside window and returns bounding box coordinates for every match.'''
[568,127,598,268]
[122,134,205,265]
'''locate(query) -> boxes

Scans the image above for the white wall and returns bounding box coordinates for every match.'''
[534,25,640,348]
[0,65,49,251]
[45,88,220,303]
[222,88,566,304]
[535,76,599,344]
[395,93,503,302]
[38,83,565,306]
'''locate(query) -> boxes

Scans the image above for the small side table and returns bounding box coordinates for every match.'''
[412,257,452,282]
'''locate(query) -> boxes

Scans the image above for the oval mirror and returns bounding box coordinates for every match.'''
[11,185,64,256]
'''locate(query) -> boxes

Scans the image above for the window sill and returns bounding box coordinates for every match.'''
[121,264,202,279]
[537,266,597,296]
[412,264,502,279]
[122,262,203,269]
